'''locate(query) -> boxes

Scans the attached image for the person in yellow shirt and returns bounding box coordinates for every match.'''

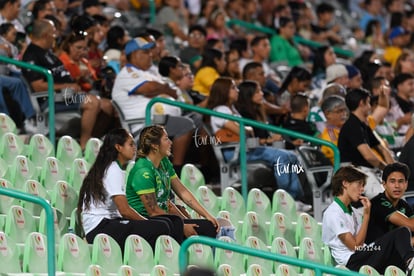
[192,48,226,96]
[320,95,348,164]
[383,26,410,68]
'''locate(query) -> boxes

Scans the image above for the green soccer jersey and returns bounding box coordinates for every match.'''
[126,157,177,217]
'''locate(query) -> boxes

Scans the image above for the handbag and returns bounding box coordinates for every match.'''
[215,128,240,143]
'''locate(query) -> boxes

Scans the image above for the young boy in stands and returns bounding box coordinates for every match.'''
[322,165,414,274]
[366,162,414,244]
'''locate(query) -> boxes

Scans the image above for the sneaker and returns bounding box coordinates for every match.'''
[295,200,312,213]
[406,257,414,275]
[22,118,38,134]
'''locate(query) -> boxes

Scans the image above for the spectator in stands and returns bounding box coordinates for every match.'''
[103,25,129,74]
[338,88,394,198]
[192,48,226,97]
[325,64,349,88]
[386,73,414,135]
[146,28,168,66]
[364,19,386,49]
[399,118,414,190]
[269,17,304,67]
[281,93,318,149]
[22,19,114,149]
[272,4,292,29]
[311,2,343,45]
[359,0,386,33]
[319,95,348,164]
[0,23,23,74]
[111,36,195,174]
[154,0,188,55]
[394,51,414,75]
[82,0,104,16]
[311,45,337,90]
[322,165,414,274]
[179,24,206,72]
[366,162,414,244]
[78,128,171,250]
[346,65,363,89]
[126,125,218,243]
[223,49,242,84]
[58,32,97,93]
[383,26,411,68]
[205,8,233,45]
[207,77,305,200]
[242,62,289,124]
[205,37,225,53]
[276,66,312,110]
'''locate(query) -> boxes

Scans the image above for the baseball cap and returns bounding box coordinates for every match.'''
[326,64,348,83]
[345,65,360,79]
[389,26,410,41]
[124,37,155,55]
[82,0,106,10]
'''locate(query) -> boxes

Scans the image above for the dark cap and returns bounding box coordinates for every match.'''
[70,14,97,34]
[82,0,106,10]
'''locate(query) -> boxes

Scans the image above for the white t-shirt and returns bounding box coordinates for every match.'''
[82,161,125,235]
[211,105,240,133]
[322,198,363,265]
[112,64,161,133]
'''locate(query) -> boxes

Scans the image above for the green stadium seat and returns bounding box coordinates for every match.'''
[268,212,295,246]
[27,133,55,169]
[21,179,51,216]
[56,135,82,170]
[272,189,298,222]
[91,233,123,274]
[83,137,102,165]
[359,264,381,276]
[0,231,21,273]
[244,236,272,273]
[38,207,68,243]
[220,187,245,225]
[9,155,38,190]
[242,211,267,243]
[4,205,36,243]
[271,237,299,273]
[67,158,90,191]
[196,185,221,216]
[123,234,154,274]
[180,163,206,195]
[154,235,181,275]
[40,157,67,191]
[50,180,78,218]
[214,236,245,275]
[0,113,17,136]
[0,132,27,164]
[246,188,272,221]
[187,243,215,271]
[57,233,91,273]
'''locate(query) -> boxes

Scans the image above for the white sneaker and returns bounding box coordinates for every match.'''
[296,200,312,213]
[23,118,38,134]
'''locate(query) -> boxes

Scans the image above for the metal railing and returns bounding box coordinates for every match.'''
[179,236,362,276]
[0,56,56,145]
[145,98,340,200]
[0,187,55,276]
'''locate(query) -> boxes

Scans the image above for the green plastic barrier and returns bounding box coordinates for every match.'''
[0,56,56,145]
[179,236,362,276]
[0,187,55,276]
[145,98,340,201]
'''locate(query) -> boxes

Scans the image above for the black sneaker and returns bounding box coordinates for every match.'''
[406,257,414,275]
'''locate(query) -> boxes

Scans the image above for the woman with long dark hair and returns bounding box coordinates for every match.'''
[126,125,218,243]
[208,77,305,200]
[78,128,170,250]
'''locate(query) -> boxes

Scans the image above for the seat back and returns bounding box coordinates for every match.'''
[220,187,246,225]
[92,233,123,274]
[4,205,36,243]
[84,137,103,165]
[268,212,295,246]
[0,113,17,136]
[56,135,82,170]
[154,235,181,275]
[187,243,215,271]
[51,180,79,218]
[58,233,91,273]
[384,265,406,276]
[39,207,68,242]
[118,265,139,276]
[271,237,298,273]
[217,264,237,276]
[9,155,37,190]
[246,263,272,276]
[40,156,67,191]
[85,264,107,276]
[22,232,49,273]
[272,189,298,222]
[359,265,381,276]
[27,133,55,168]
[0,231,21,273]
[296,145,334,221]
[0,178,18,214]
[298,237,323,272]
[196,185,221,216]
[21,179,51,216]
[69,208,85,238]
[295,213,322,247]
[180,163,205,195]
[275,264,299,276]
[214,236,245,275]
[246,188,272,220]
[112,100,146,138]
[123,234,154,274]
[150,264,174,276]
[0,132,26,164]
[242,211,268,243]
[67,158,90,191]
[0,157,9,180]
[244,236,271,272]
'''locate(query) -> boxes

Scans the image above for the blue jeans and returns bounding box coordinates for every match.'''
[224,146,304,199]
[0,75,35,119]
